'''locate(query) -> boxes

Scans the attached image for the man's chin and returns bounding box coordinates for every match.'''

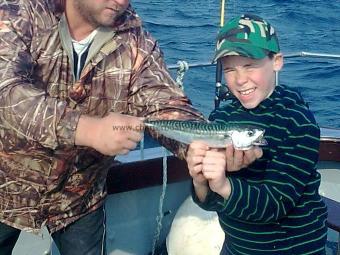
[102,14,125,27]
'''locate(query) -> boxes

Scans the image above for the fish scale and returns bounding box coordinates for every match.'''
[144,120,267,150]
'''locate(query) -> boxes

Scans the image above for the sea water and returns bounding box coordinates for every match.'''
[132,0,340,128]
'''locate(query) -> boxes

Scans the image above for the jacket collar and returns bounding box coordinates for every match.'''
[113,5,142,32]
[57,5,141,80]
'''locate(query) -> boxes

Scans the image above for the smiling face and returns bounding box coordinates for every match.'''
[72,0,129,27]
[221,54,283,109]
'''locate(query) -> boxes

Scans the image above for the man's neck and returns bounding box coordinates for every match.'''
[64,0,96,41]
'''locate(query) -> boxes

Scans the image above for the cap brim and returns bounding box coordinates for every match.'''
[212,42,268,63]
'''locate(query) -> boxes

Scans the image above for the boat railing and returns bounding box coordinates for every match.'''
[167,51,340,70]
[284,51,340,59]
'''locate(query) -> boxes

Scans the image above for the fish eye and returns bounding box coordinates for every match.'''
[247,130,254,136]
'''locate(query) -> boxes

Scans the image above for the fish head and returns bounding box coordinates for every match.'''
[229,128,267,150]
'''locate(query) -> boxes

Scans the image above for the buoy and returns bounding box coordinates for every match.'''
[166,196,224,255]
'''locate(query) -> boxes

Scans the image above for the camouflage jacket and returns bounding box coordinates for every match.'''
[0,0,203,233]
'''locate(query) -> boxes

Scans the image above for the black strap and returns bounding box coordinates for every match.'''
[72,43,91,79]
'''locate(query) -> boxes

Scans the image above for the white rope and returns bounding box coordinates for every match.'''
[151,147,169,255]
[175,60,189,90]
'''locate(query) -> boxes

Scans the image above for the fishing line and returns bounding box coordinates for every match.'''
[215,0,226,109]
[151,147,169,255]
[140,132,145,160]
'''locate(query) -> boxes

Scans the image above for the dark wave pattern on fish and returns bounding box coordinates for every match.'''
[132,0,340,128]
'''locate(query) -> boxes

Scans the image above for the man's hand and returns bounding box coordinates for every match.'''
[75,113,144,156]
[225,145,263,172]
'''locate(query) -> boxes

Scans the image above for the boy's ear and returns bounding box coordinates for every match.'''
[273,53,284,71]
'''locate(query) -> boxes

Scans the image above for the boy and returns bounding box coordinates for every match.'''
[186,14,327,255]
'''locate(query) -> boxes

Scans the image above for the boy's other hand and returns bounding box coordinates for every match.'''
[226,145,263,172]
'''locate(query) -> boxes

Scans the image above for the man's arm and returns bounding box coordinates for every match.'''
[0,3,81,150]
[128,28,205,158]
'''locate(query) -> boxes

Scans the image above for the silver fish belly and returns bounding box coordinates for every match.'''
[144,120,267,150]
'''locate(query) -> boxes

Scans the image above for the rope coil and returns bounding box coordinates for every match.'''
[175,60,189,90]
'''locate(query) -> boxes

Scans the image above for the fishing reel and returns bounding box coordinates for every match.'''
[216,83,234,100]
[214,59,235,109]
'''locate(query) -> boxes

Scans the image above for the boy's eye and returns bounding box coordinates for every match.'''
[244,64,254,68]
[223,68,234,73]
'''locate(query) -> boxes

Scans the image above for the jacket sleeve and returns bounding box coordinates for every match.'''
[128,28,205,158]
[0,3,81,151]
[193,122,321,223]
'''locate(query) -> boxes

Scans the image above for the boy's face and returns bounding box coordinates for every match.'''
[221,54,283,109]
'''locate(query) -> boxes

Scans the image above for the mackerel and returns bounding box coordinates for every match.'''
[144,120,267,150]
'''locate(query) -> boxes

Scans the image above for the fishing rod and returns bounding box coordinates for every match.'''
[214,0,226,109]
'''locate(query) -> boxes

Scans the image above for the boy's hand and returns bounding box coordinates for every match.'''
[201,149,229,194]
[186,141,209,186]
[226,145,263,172]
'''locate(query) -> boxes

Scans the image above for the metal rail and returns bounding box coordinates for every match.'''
[284,51,340,59]
[167,51,340,71]
[321,128,340,142]
[168,62,213,70]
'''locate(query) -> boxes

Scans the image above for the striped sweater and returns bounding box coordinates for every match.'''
[192,84,327,255]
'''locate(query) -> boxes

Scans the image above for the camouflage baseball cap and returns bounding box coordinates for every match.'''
[212,14,280,62]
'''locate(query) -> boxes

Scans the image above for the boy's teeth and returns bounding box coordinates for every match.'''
[240,88,255,95]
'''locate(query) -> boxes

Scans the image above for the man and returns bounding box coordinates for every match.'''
[0,1,260,254]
